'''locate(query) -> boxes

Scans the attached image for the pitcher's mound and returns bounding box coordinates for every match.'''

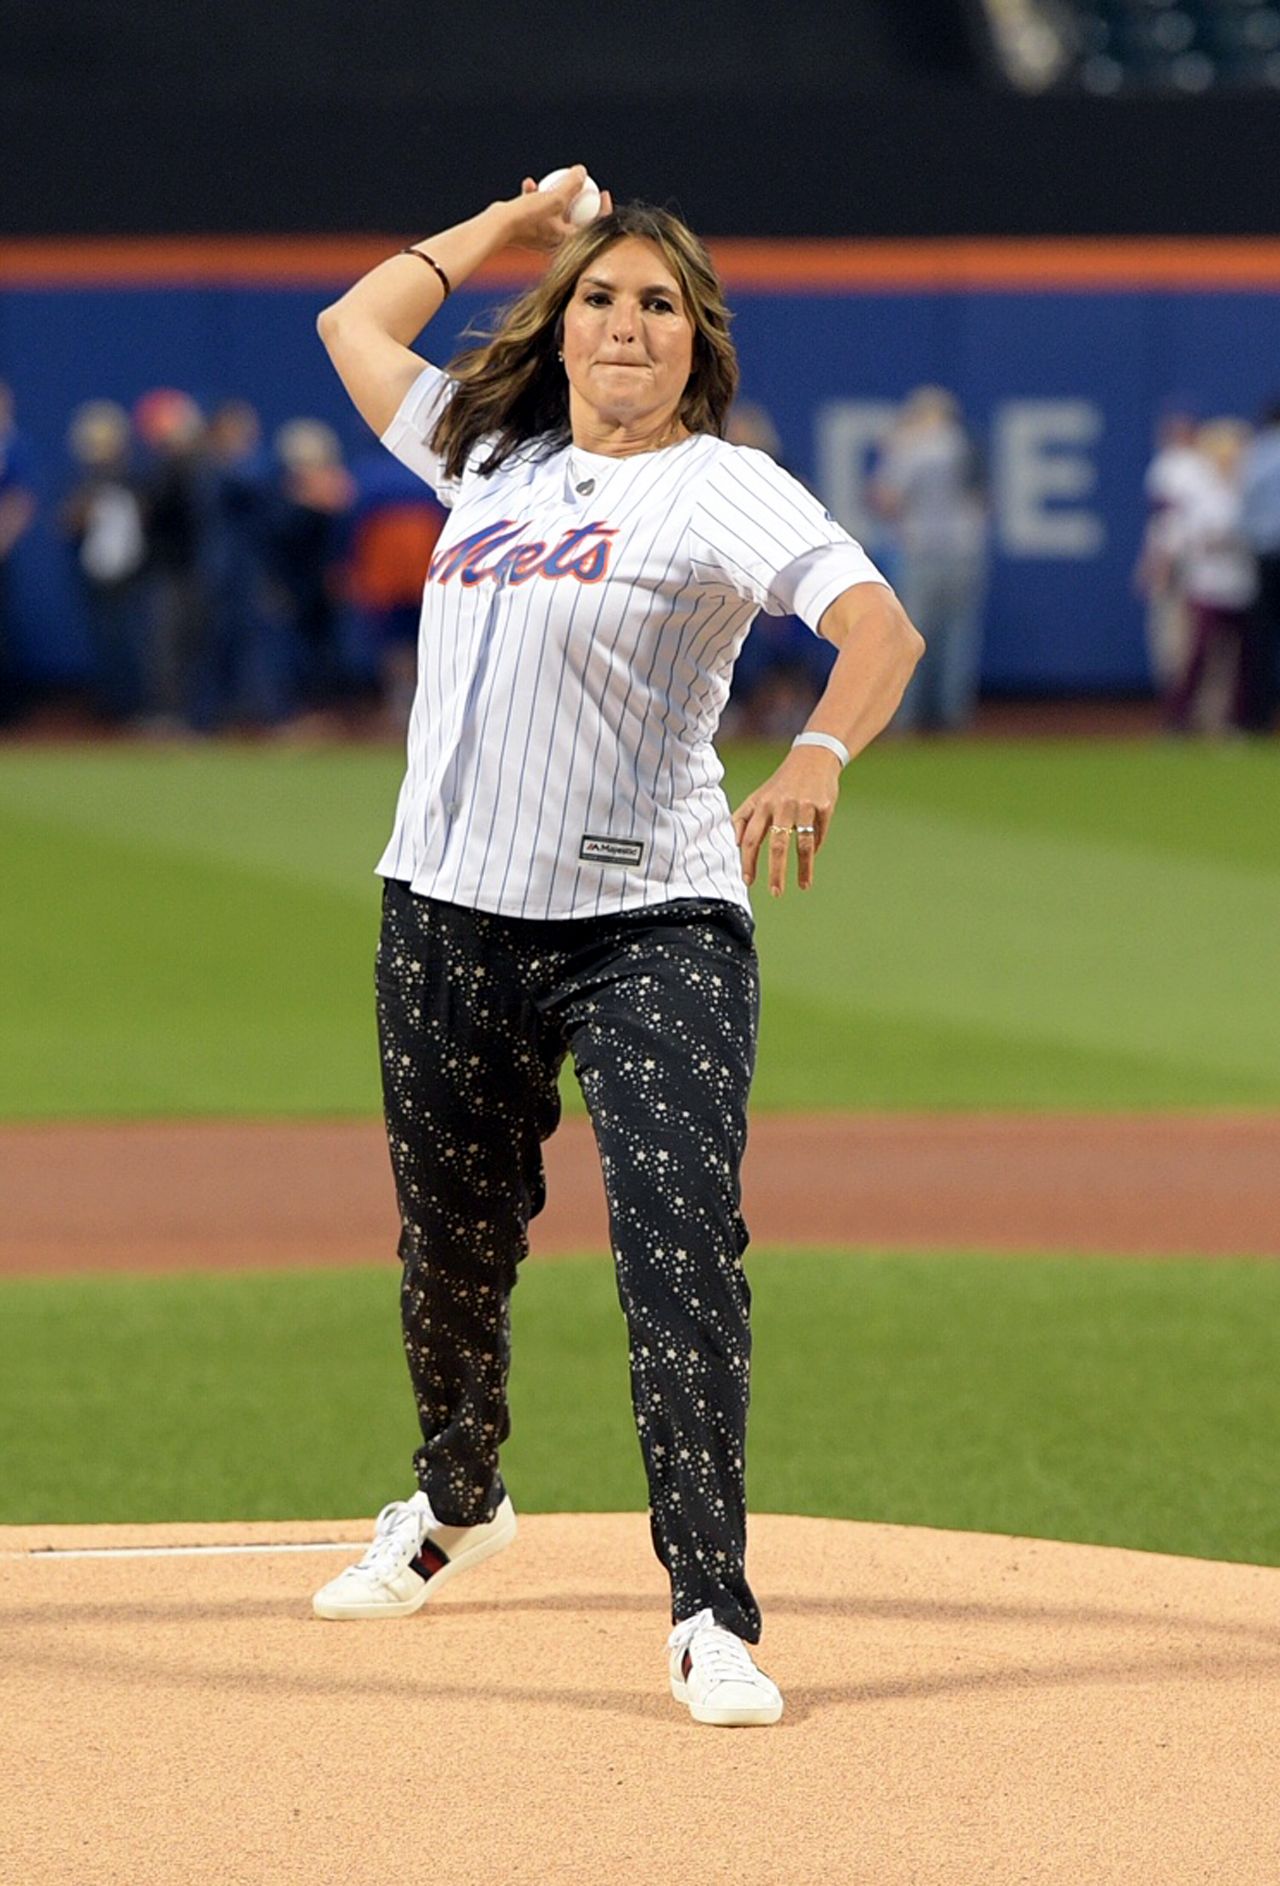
[4,1512,1279,1884]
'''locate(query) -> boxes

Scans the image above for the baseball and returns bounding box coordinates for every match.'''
[537,166,603,229]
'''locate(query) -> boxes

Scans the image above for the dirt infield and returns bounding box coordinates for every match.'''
[3,1110,1279,1275]
[4,1511,1278,1885]
[7,1113,1279,1880]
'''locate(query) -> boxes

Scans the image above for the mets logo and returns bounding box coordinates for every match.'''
[428,520,617,587]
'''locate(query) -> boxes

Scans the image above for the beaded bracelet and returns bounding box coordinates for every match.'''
[400,247,452,297]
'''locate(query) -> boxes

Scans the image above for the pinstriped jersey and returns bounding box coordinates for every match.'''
[376,362,888,920]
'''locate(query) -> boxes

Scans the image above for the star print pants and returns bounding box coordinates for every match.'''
[375,878,763,1642]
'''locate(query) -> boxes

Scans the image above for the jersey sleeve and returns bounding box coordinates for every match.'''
[688,445,890,631]
[378,362,462,508]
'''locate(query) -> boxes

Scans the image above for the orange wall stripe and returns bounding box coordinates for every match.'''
[5,236,1280,291]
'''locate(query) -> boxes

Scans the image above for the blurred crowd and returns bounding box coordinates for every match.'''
[0,380,446,737]
[0,375,996,743]
[1137,402,1280,737]
[13,375,1275,747]
[0,375,997,745]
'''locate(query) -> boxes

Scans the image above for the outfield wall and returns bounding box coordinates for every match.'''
[5,238,1280,693]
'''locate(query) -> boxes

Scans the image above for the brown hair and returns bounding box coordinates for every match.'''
[430,203,739,480]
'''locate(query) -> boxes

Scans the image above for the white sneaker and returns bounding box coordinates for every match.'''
[312,1490,517,1620]
[667,1607,784,1726]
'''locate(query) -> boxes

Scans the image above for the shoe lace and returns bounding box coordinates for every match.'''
[353,1500,426,1579]
[668,1608,759,1683]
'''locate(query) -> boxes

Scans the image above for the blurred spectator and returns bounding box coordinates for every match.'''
[1240,396,1280,734]
[725,400,781,458]
[873,386,988,734]
[1135,406,1208,712]
[58,400,148,725]
[721,400,835,735]
[134,388,208,731]
[346,451,445,737]
[0,381,38,726]
[1164,419,1257,737]
[271,419,355,732]
[192,400,283,733]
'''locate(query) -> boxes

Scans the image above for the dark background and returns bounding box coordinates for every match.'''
[4,0,1279,238]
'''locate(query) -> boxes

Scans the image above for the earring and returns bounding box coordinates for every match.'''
[557,351,564,362]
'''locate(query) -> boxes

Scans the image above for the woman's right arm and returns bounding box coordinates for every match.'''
[316,168,598,438]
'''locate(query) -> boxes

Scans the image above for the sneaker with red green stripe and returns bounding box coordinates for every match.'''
[667,1608,784,1726]
[312,1490,516,1620]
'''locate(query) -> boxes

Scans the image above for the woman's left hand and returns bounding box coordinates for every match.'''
[731,747,841,897]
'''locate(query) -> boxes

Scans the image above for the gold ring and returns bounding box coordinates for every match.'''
[770,825,794,836]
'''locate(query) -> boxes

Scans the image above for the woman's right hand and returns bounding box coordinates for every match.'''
[503,167,614,250]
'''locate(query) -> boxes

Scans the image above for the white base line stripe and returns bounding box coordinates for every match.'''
[10,1541,361,1561]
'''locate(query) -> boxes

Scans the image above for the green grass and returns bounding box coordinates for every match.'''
[1,739,1278,1116]
[4,1251,1278,1566]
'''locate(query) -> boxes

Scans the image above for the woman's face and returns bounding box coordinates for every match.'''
[560,236,695,437]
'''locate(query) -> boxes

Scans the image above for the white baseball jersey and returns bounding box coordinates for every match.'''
[376,361,888,920]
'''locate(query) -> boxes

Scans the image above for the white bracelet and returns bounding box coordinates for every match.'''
[792,731,851,769]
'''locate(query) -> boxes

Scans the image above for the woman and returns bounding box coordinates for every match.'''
[1165,418,1257,736]
[311,169,923,1727]
[872,385,988,734]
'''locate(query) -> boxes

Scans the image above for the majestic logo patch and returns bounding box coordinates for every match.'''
[428,520,617,587]
[579,835,645,867]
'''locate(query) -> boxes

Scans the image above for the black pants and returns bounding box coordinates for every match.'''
[376,879,762,1641]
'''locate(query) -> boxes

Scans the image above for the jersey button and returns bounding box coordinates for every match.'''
[445,800,460,816]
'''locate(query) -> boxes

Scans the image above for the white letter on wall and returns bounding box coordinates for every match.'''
[996,400,1105,558]
[814,401,899,542]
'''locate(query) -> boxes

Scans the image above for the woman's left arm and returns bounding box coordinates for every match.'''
[731,583,924,897]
